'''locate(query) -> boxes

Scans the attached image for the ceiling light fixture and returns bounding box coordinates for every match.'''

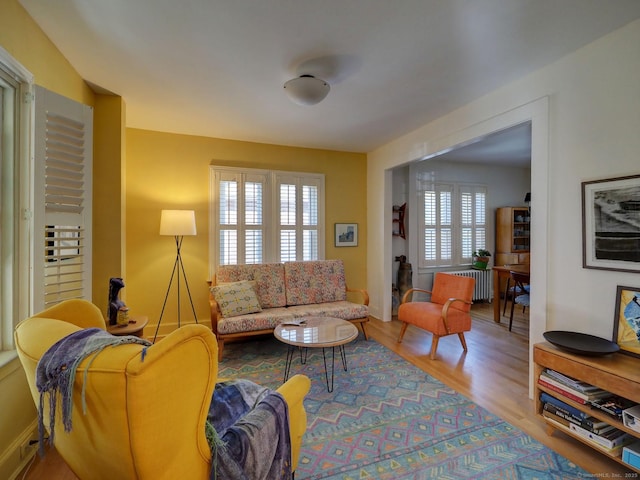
[283,74,330,106]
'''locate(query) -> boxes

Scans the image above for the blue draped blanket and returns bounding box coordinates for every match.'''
[207,380,292,480]
[35,327,151,454]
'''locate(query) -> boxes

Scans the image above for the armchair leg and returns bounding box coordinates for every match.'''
[217,338,224,361]
[397,322,409,343]
[359,321,369,341]
[458,332,468,352]
[429,336,440,359]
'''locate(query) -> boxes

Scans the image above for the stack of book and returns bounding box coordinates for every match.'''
[537,368,610,404]
[590,395,638,420]
[539,368,638,455]
[541,392,633,453]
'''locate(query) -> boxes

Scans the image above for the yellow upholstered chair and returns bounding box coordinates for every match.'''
[14,299,311,480]
[397,272,475,359]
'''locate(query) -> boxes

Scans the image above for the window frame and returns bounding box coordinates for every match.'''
[210,165,325,273]
[0,47,33,360]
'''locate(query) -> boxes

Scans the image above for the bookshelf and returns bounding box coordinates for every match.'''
[534,342,640,472]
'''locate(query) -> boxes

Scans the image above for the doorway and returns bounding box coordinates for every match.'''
[377,96,549,397]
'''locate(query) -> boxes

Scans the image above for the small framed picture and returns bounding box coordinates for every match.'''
[582,174,640,273]
[335,223,358,247]
[612,285,640,358]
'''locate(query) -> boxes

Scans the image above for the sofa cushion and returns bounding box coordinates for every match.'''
[286,301,368,321]
[216,263,286,308]
[217,308,294,335]
[284,260,347,306]
[211,280,262,318]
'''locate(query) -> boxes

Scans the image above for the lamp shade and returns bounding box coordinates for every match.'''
[283,75,330,106]
[160,210,197,236]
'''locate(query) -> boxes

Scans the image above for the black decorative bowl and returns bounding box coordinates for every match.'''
[543,331,619,356]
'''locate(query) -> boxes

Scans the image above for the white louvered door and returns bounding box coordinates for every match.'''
[33,86,93,312]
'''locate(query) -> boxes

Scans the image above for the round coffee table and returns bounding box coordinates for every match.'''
[274,317,358,392]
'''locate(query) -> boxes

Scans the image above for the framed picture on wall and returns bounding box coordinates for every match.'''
[335,223,358,247]
[582,174,640,272]
[612,285,640,358]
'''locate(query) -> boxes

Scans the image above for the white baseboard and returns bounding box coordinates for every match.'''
[1,420,38,480]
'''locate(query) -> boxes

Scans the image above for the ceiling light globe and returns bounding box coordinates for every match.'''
[283,75,330,106]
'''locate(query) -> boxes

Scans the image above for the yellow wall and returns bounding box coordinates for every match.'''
[125,129,367,336]
[92,95,127,317]
[0,0,93,105]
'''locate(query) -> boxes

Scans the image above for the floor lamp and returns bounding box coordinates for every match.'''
[153,209,198,342]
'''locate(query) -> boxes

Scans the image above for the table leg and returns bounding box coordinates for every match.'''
[321,347,336,392]
[283,345,295,383]
[493,269,501,323]
[339,344,348,371]
[320,345,350,393]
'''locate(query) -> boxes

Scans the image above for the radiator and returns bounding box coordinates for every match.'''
[447,269,493,302]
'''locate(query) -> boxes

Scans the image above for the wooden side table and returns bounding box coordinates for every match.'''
[107,316,149,338]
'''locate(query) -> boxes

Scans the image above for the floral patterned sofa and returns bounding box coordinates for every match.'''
[209,259,369,360]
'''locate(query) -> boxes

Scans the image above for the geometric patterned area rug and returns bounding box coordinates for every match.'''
[218,335,590,480]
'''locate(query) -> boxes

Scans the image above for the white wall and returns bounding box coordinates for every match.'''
[368,18,640,360]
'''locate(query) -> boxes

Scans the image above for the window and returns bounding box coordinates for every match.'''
[0,51,92,358]
[419,181,487,268]
[0,48,32,357]
[211,166,324,270]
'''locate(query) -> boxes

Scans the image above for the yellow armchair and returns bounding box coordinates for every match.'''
[15,299,310,480]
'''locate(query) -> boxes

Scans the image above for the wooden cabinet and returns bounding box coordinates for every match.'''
[495,207,530,266]
[534,342,640,472]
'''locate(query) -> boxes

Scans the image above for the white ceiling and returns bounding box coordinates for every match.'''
[436,122,532,167]
[19,0,640,156]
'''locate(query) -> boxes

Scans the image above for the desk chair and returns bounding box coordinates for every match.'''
[509,271,530,331]
[502,277,529,317]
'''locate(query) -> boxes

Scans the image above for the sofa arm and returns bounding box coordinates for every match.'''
[347,286,369,306]
[277,374,311,472]
[208,292,221,335]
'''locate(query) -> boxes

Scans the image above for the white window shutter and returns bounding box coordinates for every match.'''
[33,86,93,312]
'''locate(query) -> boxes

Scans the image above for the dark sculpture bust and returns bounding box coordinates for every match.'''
[108,277,127,326]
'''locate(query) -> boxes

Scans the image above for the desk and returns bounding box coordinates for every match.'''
[492,265,529,323]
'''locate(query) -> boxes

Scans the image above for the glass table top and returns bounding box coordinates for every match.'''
[274,316,358,348]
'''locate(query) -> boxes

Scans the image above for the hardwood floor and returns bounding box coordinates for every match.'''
[20,303,628,478]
